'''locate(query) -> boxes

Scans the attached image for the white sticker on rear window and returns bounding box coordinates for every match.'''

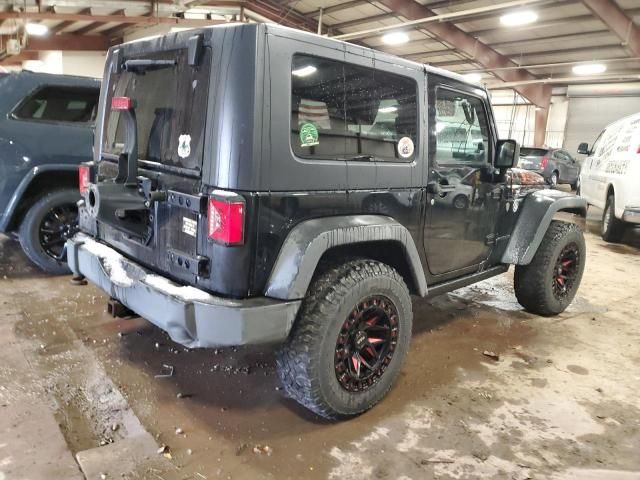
[397,137,414,158]
[182,217,197,237]
[178,134,191,158]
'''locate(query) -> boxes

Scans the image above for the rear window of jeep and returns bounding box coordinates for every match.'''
[102,48,211,171]
[291,54,418,162]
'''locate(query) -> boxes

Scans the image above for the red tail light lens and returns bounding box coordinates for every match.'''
[540,155,549,169]
[111,96,133,110]
[208,195,245,245]
[79,165,90,194]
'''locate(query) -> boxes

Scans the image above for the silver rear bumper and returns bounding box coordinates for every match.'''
[66,234,301,348]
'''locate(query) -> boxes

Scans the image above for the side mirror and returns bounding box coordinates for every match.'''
[495,139,519,169]
[577,142,589,155]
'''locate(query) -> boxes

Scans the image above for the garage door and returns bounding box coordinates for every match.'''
[564,96,640,155]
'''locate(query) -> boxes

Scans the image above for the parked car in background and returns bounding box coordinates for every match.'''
[578,112,640,242]
[517,147,580,189]
[0,71,100,273]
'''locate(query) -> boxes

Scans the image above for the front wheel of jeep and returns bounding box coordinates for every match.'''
[276,259,412,420]
[18,188,79,274]
[514,220,585,316]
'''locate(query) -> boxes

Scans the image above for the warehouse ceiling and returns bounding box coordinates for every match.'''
[0,0,639,106]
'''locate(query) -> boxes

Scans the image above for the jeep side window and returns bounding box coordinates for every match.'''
[434,88,489,167]
[12,86,99,123]
[291,54,418,162]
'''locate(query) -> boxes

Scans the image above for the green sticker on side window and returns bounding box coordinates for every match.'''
[299,123,319,147]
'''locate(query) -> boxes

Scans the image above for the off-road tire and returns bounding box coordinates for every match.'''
[514,220,585,316]
[276,259,412,419]
[18,188,79,274]
[601,194,625,243]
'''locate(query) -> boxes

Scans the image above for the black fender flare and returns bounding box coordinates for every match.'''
[501,189,587,265]
[0,164,78,232]
[264,215,428,300]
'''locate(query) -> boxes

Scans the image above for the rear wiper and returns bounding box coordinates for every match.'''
[123,59,177,74]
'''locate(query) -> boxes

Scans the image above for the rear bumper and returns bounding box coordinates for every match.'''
[66,234,301,348]
[622,208,640,224]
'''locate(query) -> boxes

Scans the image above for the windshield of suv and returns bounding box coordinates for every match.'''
[101,48,211,171]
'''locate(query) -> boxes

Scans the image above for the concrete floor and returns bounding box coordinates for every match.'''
[1,207,639,480]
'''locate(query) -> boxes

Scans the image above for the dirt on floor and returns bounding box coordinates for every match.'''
[0,207,639,480]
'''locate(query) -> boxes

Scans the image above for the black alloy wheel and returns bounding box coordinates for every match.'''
[38,203,78,261]
[335,295,399,392]
[551,243,580,300]
[19,188,80,274]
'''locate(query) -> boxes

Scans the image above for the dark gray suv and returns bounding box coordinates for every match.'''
[0,71,100,273]
[518,147,580,189]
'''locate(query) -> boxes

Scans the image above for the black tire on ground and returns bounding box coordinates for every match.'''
[514,220,586,316]
[18,188,79,274]
[276,259,412,420]
[601,194,625,243]
[549,171,559,188]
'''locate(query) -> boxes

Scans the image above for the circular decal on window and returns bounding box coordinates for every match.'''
[397,137,414,158]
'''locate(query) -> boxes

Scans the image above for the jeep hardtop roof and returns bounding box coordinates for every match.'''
[115,23,481,90]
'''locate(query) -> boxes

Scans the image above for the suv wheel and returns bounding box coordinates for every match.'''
[18,188,79,274]
[549,171,559,188]
[601,194,625,243]
[276,259,412,419]
[514,221,585,316]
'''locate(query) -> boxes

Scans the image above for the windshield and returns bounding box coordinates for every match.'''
[101,48,211,171]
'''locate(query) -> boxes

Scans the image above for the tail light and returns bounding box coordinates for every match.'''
[540,155,549,169]
[208,192,245,245]
[111,96,133,110]
[79,165,90,194]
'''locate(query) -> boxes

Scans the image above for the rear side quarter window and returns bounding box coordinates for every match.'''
[290,54,418,162]
[12,86,99,124]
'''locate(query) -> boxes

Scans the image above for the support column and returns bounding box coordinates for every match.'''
[534,106,550,147]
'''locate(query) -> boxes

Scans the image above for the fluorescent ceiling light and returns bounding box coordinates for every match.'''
[572,63,606,75]
[382,31,409,46]
[292,65,317,77]
[25,23,49,36]
[500,10,537,27]
[378,106,398,113]
[463,73,482,83]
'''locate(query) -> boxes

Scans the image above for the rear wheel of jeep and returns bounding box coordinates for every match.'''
[514,220,585,316]
[18,188,79,274]
[601,194,625,243]
[276,259,412,419]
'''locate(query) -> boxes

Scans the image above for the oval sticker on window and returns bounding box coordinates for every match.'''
[397,137,414,158]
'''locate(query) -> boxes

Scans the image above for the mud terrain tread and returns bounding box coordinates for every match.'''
[514,220,585,316]
[276,259,411,419]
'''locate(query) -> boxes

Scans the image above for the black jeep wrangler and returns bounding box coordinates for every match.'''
[67,24,587,419]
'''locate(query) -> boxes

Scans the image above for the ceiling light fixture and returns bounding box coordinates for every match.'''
[500,10,538,27]
[463,73,482,83]
[378,106,398,113]
[25,23,49,36]
[292,65,317,77]
[382,31,409,46]
[572,63,607,75]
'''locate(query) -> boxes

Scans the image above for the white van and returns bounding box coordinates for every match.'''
[578,112,640,242]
